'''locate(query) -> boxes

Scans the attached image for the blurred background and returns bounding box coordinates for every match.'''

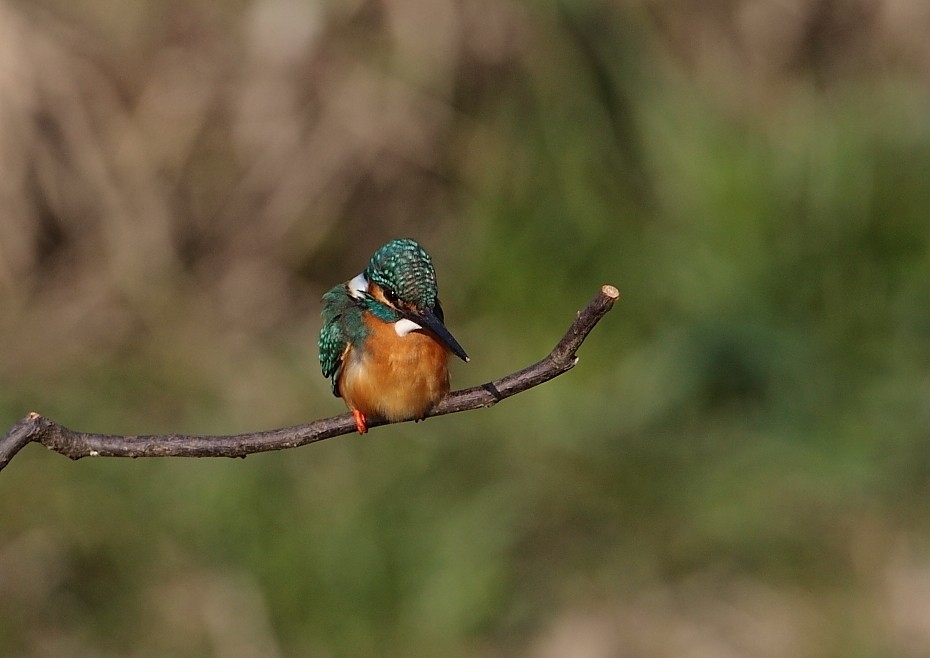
[1,0,930,655]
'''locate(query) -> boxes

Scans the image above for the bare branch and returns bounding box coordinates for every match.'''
[0,285,619,473]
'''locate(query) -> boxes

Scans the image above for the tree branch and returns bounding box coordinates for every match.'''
[0,285,619,473]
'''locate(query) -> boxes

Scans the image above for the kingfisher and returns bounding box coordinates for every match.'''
[318,239,469,434]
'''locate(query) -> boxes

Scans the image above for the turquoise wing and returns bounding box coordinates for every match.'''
[319,285,353,397]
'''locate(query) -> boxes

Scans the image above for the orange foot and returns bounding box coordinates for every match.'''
[352,409,368,434]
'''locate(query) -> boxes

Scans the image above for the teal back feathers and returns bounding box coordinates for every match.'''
[318,285,363,393]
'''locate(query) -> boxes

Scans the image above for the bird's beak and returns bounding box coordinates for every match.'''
[404,307,469,362]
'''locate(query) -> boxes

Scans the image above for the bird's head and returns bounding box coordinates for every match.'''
[349,239,469,362]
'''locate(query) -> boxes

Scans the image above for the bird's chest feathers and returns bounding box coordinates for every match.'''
[338,312,451,420]
[354,313,448,375]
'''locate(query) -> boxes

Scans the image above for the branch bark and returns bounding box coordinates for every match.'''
[0,285,619,473]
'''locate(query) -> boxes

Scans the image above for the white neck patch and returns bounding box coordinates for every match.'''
[347,273,368,300]
[394,318,422,336]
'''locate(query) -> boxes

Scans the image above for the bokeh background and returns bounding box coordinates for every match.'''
[2,0,930,655]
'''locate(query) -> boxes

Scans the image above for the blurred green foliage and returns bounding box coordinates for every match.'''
[3,0,930,655]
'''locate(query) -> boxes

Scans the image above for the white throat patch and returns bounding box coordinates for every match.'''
[347,273,368,299]
[394,318,422,336]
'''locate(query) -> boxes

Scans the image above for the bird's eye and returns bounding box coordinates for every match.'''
[383,288,400,305]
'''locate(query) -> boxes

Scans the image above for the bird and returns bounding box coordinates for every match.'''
[319,239,469,434]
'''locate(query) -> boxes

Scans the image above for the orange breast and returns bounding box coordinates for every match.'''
[338,313,451,422]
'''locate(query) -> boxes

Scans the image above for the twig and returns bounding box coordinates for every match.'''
[0,285,619,473]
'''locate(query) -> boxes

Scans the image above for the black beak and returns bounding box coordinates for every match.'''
[404,307,469,362]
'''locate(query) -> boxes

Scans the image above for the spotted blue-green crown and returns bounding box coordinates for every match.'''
[365,238,438,309]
